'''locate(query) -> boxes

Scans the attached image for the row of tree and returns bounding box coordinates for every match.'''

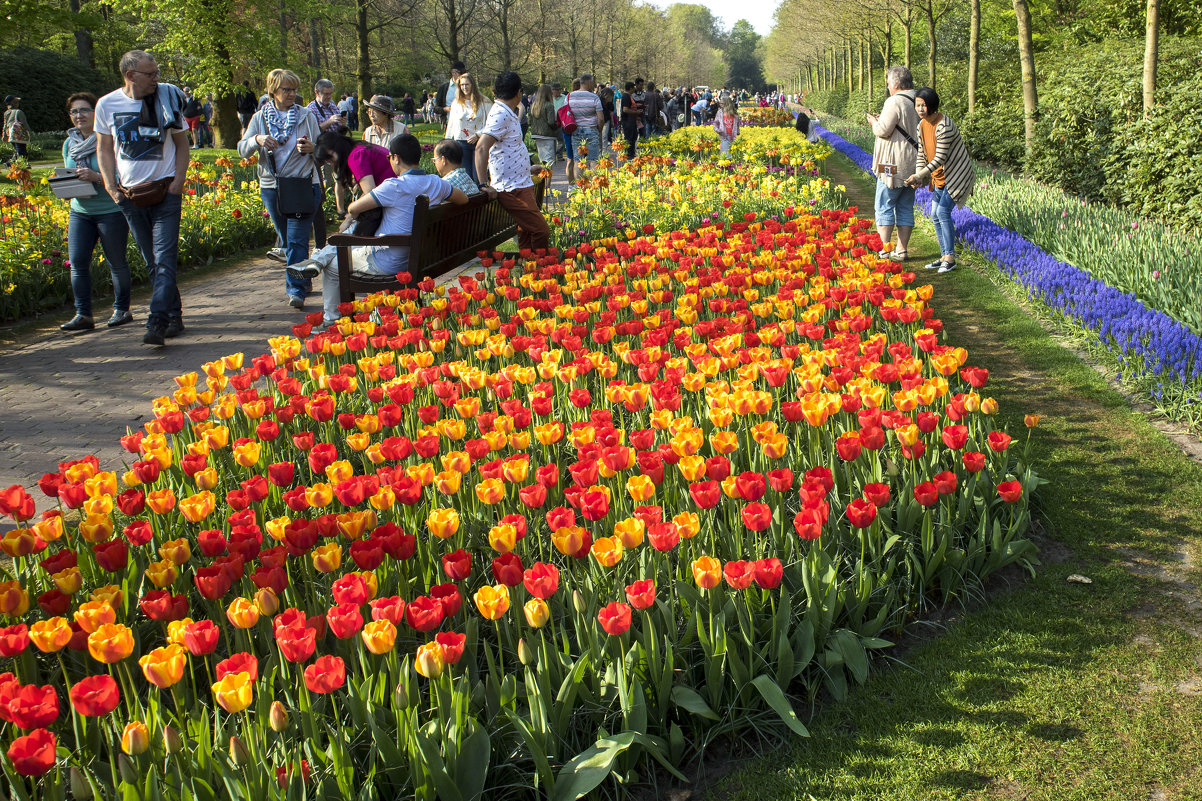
[764,0,1202,157]
[5,0,769,145]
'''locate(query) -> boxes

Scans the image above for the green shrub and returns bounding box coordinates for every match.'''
[0,47,116,133]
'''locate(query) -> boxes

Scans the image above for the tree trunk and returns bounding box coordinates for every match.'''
[902,10,912,69]
[68,0,94,69]
[858,35,865,92]
[1013,0,1039,162]
[356,0,371,128]
[1143,0,1159,114]
[925,0,936,88]
[212,95,241,148]
[968,0,980,113]
[868,28,875,99]
[309,18,321,84]
[500,2,512,71]
[278,0,288,62]
[845,39,852,93]
[884,19,893,70]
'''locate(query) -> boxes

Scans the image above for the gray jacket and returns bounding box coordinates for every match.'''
[237,104,320,188]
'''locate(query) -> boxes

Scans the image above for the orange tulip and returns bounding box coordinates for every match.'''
[473,584,511,620]
[212,672,254,713]
[74,600,116,633]
[29,617,72,652]
[414,641,445,678]
[474,478,505,505]
[361,620,397,655]
[159,538,191,565]
[178,490,216,523]
[0,580,29,618]
[552,526,584,556]
[88,623,135,663]
[613,518,645,549]
[692,556,722,589]
[488,523,518,554]
[145,487,176,514]
[312,543,342,573]
[626,474,655,502]
[427,508,460,539]
[52,566,83,595]
[138,644,187,688]
[673,512,701,539]
[591,536,624,567]
[226,597,260,629]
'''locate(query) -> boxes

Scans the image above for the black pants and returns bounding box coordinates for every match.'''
[623,120,638,160]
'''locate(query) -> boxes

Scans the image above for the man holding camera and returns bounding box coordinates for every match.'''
[867,65,920,263]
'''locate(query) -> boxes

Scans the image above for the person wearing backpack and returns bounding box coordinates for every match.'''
[235,81,258,135]
[3,95,30,161]
[182,87,203,149]
[868,65,919,263]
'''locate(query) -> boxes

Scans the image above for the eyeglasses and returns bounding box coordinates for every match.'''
[278,87,299,93]
[132,69,161,78]
[68,108,94,116]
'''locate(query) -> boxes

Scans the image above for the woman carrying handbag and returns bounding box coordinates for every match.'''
[238,68,323,310]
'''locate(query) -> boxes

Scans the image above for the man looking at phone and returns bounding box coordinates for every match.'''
[95,50,190,347]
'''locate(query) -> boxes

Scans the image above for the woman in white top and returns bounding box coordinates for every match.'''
[363,95,407,148]
[444,72,491,182]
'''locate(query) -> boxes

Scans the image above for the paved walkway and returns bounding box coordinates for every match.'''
[0,162,573,517]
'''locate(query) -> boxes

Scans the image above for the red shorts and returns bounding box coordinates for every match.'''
[186,116,201,131]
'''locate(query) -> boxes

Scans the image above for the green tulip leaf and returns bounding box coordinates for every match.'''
[670,685,720,720]
[751,674,809,737]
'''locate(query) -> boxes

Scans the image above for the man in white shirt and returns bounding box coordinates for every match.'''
[288,134,469,327]
[566,74,604,166]
[475,71,550,253]
[94,50,190,347]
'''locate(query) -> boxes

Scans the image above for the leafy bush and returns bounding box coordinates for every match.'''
[0,47,116,133]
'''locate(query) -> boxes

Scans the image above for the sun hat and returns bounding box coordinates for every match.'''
[364,95,396,116]
[4,95,18,106]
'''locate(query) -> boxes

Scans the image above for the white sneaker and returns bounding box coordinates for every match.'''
[886,250,908,263]
[266,247,286,263]
[287,259,321,280]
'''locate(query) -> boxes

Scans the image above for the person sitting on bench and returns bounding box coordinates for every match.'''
[287,133,469,327]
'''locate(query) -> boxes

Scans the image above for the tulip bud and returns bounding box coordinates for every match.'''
[255,587,279,617]
[163,724,185,754]
[517,637,536,666]
[118,754,139,784]
[229,735,252,767]
[572,589,587,614]
[394,675,413,710]
[70,766,94,800]
[523,598,550,629]
[269,701,290,732]
[980,397,998,415]
[121,721,149,755]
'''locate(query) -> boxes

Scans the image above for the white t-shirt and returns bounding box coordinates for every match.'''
[368,171,454,274]
[479,102,532,194]
[94,85,185,187]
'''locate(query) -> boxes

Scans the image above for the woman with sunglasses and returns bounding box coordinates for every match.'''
[59,92,132,332]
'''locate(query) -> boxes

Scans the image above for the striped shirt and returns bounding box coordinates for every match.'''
[916,114,975,206]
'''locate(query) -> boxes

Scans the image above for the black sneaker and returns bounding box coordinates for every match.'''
[143,326,166,347]
[923,260,943,271]
[165,319,185,338]
[937,261,957,273]
[60,314,95,332]
[287,259,322,281]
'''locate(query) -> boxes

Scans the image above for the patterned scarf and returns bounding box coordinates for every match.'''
[66,128,97,163]
[263,102,298,143]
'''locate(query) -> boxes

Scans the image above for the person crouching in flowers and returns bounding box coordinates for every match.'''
[904,86,975,274]
[712,97,740,158]
[59,92,133,332]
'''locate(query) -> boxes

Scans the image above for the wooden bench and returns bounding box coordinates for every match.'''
[326,178,547,304]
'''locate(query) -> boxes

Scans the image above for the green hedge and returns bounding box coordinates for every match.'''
[0,46,116,133]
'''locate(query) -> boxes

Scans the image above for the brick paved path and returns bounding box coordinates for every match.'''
[0,163,572,523]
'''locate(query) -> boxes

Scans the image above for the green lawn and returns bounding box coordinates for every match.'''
[701,155,1202,801]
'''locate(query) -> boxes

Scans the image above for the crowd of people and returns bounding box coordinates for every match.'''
[37,50,972,347]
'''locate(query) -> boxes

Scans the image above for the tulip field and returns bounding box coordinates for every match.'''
[0,130,1041,800]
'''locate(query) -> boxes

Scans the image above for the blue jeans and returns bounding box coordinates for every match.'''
[874,179,915,227]
[261,183,323,299]
[68,210,131,318]
[117,191,182,330]
[572,127,600,165]
[930,187,956,257]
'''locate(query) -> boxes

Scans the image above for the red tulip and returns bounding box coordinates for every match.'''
[805,467,834,494]
[835,433,862,461]
[933,471,957,495]
[987,431,1012,452]
[7,727,55,776]
[434,631,466,665]
[545,506,575,531]
[941,425,968,450]
[519,483,548,508]
[688,480,721,509]
[183,620,221,656]
[753,557,783,589]
[859,425,886,451]
[962,451,986,473]
[404,596,444,632]
[704,456,732,482]
[139,590,188,622]
[369,596,406,625]
[275,625,317,663]
[913,481,939,507]
[579,490,610,522]
[734,472,766,502]
[326,603,365,639]
[429,583,463,617]
[996,480,1023,503]
[349,539,385,571]
[0,624,28,657]
[648,521,680,551]
[304,655,346,694]
[767,468,794,492]
[331,574,370,606]
[69,674,119,717]
[216,652,259,681]
[793,507,824,540]
[6,684,58,729]
[845,498,877,529]
[624,579,656,610]
[597,602,632,636]
[441,549,472,581]
[863,483,891,508]
[723,560,755,590]
[523,562,560,599]
[741,502,772,531]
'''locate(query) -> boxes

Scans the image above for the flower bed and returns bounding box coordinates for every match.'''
[816,124,1202,413]
[0,157,274,322]
[0,202,1039,798]
[738,107,795,127]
